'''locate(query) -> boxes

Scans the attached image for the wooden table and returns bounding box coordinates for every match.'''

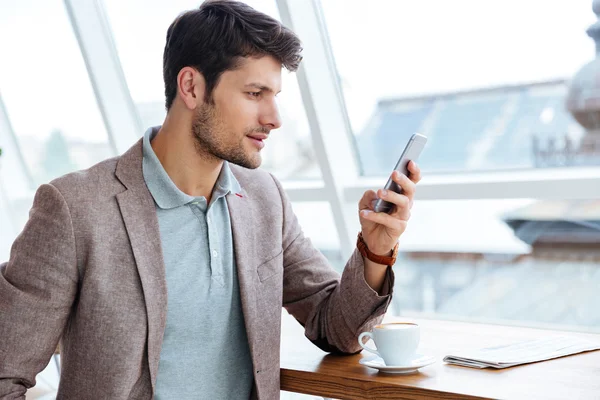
[280,316,600,400]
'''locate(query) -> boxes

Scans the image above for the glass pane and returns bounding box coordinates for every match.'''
[0,0,113,185]
[0,0,114,259]
[385,198,600,330]
[103,0,320,180]
[321,0,600,175]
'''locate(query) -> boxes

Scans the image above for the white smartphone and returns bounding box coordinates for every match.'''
[373,133,427,214]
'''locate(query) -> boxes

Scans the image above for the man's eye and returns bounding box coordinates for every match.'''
[248,92,261,98]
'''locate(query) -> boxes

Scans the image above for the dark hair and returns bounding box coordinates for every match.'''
[163,0,303,110]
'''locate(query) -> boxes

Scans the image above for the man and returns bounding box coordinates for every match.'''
[0,1,421,399]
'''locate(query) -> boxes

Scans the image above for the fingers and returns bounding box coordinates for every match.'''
[407,161,421,184]
[372,167,418,220]
[359,189,378,210]
[377,187,411,220]
[390,171,415,199]
[370,198,380,210]
[360,210,408,234]
[360,162,421,218]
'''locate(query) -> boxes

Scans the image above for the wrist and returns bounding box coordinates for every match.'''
[356,232,399,267]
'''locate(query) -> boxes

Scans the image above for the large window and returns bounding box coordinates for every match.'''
[102,0,320,180]
[0,0,113,184]
[1,0,598,338]
[321,0,596,175]
[388,198,600,329]
[0,0,114,259]
[0,0,597,331]
[317,0,600,331]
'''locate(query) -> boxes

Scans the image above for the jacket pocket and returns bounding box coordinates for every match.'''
[257,250,283,282]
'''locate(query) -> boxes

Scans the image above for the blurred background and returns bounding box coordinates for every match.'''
[1,0,600,398]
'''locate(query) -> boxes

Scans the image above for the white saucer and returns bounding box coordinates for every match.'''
[359,354,436,374]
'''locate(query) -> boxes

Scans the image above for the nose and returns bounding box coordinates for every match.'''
[259,99,282,130]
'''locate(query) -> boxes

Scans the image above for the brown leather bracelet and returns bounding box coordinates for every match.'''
[356,232,399,267]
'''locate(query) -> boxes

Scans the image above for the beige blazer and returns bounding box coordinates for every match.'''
[0,139,392,399]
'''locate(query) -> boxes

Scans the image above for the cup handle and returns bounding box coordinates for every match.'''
[358,332,380,357]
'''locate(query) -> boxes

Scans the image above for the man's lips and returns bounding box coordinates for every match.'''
[247,133,268,149]
[247,133,269,140]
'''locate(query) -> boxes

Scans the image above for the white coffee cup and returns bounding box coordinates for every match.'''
[358,322,420,366]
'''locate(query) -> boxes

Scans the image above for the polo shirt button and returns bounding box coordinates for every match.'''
[212,250,218,258]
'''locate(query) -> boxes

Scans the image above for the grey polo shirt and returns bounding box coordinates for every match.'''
[142,126,253,399]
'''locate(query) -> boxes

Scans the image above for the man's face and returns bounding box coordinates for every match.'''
[192,55,283,169]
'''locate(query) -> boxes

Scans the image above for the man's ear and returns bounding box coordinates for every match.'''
[176,67,206,110]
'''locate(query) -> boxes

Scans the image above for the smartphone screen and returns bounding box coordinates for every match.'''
[373,133,427,214]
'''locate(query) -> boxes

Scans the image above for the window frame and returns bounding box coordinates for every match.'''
[61,0,600,259]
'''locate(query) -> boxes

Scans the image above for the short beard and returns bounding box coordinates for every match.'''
[191,103,262,169]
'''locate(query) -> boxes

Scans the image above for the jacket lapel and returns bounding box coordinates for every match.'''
[226,188,260,368]
[115,139,167,395]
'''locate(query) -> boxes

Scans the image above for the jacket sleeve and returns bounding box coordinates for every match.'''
[0,184,79,399]
[271,175,395,354]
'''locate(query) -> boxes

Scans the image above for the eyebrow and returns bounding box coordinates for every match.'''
[245,83,281,94]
